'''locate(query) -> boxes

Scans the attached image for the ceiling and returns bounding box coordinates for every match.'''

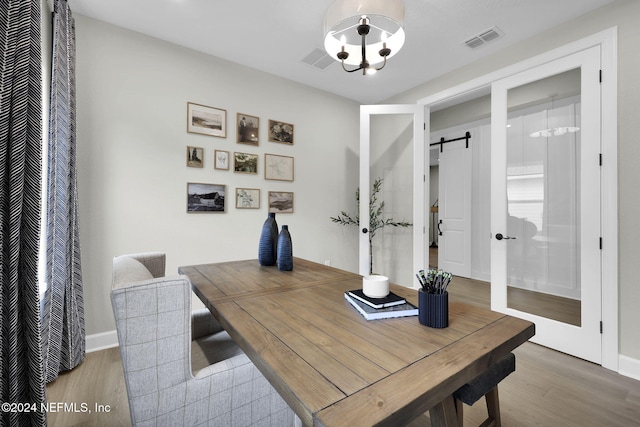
[67,0,614,104]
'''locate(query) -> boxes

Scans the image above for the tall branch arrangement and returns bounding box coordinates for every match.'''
[331,177,412,274]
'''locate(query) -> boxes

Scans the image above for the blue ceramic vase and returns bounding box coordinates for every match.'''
[258,213,278,266]
[277,225,293,271]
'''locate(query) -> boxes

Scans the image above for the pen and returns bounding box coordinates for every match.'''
[416,273,427,291]
[417,269,453,294]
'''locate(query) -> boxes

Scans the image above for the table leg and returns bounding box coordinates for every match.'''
[429,395,459,427]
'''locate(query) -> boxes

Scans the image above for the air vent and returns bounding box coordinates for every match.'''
[464,26,503,49]
[302,48,335,70]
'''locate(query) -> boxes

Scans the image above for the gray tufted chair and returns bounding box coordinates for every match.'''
[111,252,295,426]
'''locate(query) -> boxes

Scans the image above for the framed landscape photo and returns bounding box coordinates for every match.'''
[187,102,226,138]
[186,146,204,168]
[268,119,294,144]
[235,188,260,209]
[264,153,294,181]
[233,152,258,174]
[187,182,226,213]
[236,113,259,145]
[268,191,294,213]
[214,149,229,170]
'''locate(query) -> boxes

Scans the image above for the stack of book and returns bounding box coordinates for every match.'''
[344,289,418,320]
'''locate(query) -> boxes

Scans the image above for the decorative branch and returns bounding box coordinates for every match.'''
[331,177,412,274]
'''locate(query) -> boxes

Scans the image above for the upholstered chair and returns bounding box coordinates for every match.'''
[111,252,295,426]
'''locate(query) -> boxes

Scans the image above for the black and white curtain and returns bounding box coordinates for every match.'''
[0,0,47,425]
[41,0,85,383]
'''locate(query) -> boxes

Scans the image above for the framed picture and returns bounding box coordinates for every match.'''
[186,146,204,168]
[233,152,258,174]
[264,153,294,181]
[237,113,259,145]
[268,119,294,144]
[214,149,229,170]
[187,183,226,213]
[187,102,226,138]
[236,188,260,209]
[268,191,294,213]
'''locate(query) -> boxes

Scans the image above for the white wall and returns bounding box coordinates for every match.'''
[386,0,640,364]
[74,15,360,337]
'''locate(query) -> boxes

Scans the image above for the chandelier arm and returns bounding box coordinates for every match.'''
[374,55,388,71]
[341,60,364,73]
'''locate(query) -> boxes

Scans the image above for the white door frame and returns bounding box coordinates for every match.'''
[360,105,426,287]
[417,27,618,371]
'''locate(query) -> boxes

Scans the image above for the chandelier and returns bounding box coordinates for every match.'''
[323,0,405,75]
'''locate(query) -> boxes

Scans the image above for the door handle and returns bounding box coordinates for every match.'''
[437,220,443,236]
[495,233,517,240]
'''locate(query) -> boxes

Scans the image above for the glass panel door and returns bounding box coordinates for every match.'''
[491,47,601,363]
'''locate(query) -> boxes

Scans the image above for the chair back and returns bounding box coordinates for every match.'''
[111,252,295,426]
[111,252,194,424]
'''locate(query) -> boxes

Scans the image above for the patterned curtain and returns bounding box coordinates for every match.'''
[0,0,47,425]
[41,0,85,383]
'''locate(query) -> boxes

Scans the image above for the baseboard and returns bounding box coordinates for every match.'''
[619,354,640,381]
[86,330,119,353]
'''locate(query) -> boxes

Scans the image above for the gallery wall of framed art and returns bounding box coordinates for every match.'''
[184,101,295,214]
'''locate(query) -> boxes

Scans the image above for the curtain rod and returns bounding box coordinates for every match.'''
[430,131,471,152]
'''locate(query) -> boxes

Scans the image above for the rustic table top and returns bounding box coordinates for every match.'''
[180,258,534,427]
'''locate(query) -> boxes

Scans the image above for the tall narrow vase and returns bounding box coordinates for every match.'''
[258,213,278,266]
[277,225,293,271]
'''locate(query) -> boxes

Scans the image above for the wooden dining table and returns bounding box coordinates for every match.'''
[179,258,535,427]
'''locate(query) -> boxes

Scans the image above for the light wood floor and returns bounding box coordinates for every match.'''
[430,246,581,326]
[46,278,640,426]
[46,345,130,426]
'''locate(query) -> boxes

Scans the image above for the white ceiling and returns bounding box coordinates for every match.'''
[67,0,614,104]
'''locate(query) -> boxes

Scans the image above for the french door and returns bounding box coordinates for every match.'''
[490,46,602,363]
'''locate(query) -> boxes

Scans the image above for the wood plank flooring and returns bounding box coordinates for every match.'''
[46,345,130,426]
[411,276,640,426]
[430,246,581,326]
[46,276,640,426]
[508,285,581,326]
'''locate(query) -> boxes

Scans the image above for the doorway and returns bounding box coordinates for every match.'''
[431,129,472,277]
[359,105,426,288]
[418,29,618,369]
[428,118,492,283]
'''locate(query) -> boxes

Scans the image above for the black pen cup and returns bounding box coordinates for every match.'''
[418,290,449,328]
